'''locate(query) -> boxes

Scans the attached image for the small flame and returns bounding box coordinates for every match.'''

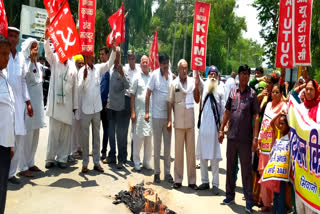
[144,199,149,212]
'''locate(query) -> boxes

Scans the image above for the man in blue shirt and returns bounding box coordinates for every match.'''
[100,46,110,161]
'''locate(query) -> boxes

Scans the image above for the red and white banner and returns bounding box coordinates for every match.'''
[106,3,125,47]
[275,0,294,68]
[275,0,313,68]
[43,0,64,20]
[0,0,8,37]
[79,0,96,55]
[294,0,312,65]
[191,1,211,71]
[46,1,80,63]
[149,29,159,71]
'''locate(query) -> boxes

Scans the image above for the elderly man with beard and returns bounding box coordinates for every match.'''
[195,66,225,195]
[219,65,259,213]
[167,59,199,189]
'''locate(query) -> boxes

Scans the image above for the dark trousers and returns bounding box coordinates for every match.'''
[0,146,11,214]
[108,109,129,163]
[100,109,109,155]
[273,181,286,214]
[124,96,131,161]
[226,139,253,205]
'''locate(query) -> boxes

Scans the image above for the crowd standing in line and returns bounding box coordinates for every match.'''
[0,22,319,214]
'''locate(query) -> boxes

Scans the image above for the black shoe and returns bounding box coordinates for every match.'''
[57,162,67,169]
[100,153,106,161]
[198,183,210,190]
[8,176,20,184]
[211,186,219,195]
[45,162,54,169]
[188,184,198,190]
[154,174,160,183]
[67,155,75,163]
[165,174,174,184]
[117,162,123,169]
[106,157,116,164]
[173,183,182,189]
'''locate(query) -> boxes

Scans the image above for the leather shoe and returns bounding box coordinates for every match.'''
[57,162,67,169]
[173,183,182,189]
[117,162,123,169]
[45,162,54,169]
[198,183,210,190]
[106,157,116,164]
[154,174,160,183]
[29,165,42,172]
[94,165,104,172]
[19,170,34,177]
[165,174,174,184]
[188,184,198,190]
[81,166,89,173]
[8,176,20,184]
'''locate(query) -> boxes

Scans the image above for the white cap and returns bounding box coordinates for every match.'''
[8,26,20,33]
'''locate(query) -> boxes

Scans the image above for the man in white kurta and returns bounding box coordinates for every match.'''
[78,44,116,173]
[196,66,225,195]
[0,35,15,213]
[7,27,33,182]
[130,56,152,171]
[70,55,84,160]
[20,38,45,176]
[44,35,78,169]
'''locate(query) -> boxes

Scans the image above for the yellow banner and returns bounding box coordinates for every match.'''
[288,98,320,212]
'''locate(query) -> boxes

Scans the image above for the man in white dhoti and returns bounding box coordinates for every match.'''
[7,27,34,183]
[70,55,84,161]
[195,66,225,195]
[0,34,15,214]
[167,59,199,190]
[130,55,152,171]
[78,41,116,173]
[44,20,79,169]
[19,38,46,177]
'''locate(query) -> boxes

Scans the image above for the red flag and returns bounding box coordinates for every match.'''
[106,3,125,47]
[46,1,80,63]
[43,0,64,20]
[79,0,96,55]
[149,30,159,71]
[0,0,8,37]
[191,1,211,71]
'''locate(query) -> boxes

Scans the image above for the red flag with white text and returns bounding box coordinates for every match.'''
[149,30,159,71]
[191,1,211,71]
[106,3,125,47]
[0,0,8,37]
[46,1,80,63]
[43,0,64,20]
[79,0,96,55]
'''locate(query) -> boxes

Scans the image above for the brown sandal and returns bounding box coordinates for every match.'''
[29,166,42,172]
[20,170,34,177]
[81,166,89,173]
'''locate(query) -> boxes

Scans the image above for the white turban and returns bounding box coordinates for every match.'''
[21,38,38,59]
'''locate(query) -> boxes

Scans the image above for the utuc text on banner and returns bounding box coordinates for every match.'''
[275,0,294,68]
[149,29,159,71]
[46,1,80,63]
[79,0,96,55]
[106,3,125,47]
[294,0,312,66]
[191,1,211,71]
[0,0,8,37]
[288,98,320,212]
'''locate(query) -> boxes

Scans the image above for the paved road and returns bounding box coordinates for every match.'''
[6,103,267,214]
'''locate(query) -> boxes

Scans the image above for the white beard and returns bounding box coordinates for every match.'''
[207,78,218,94]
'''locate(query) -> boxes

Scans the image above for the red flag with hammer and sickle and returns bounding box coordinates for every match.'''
[43,0,64,20]
[46,0,80,63]
[106,3,125,47]
[149,30,159,71]
[0,0,8,37]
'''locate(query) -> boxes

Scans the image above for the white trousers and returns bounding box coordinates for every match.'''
[133,133,152,169]
[70,118,82,154]
[200,159,219,187]
[46,117,71,163]
[19,129,40,171]
[9,135,25,178]
[81,112,100,166]
[296,193,317,214]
